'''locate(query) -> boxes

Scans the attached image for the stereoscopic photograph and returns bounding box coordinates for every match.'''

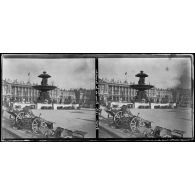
[1,55,96,140]
[98,55,194,139]
[1,54,194,141]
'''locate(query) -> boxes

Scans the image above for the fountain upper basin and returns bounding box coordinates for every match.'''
[32,85,57,92]
[130,84,154,91]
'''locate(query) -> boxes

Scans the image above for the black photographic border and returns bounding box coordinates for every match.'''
[1,53,194,142]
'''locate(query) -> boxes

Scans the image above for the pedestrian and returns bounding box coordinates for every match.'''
[99,108,102,116]
[107,101,111,118]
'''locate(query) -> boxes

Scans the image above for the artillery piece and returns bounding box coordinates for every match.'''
[105,104,151,132]
[6,106,87,138]
[104,104,185,138]
[7,106,54,135]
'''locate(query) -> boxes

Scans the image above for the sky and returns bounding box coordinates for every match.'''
[2,58,95,89]
[99,57,192,89]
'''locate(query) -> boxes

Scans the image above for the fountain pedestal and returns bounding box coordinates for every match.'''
[37,91,51,103]
[135,90,149,102]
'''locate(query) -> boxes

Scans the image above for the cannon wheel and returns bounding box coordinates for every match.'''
[32,118,40,133]
[129,116,145,132]
[15,112,25,122]
[138,118,145,128]
[114,111,123,127]
[31,118,48,134]
[129,116,139,132]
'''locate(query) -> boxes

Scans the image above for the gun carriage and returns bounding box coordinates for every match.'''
[6,106,54,134]
[104,104,184,138]
[105,104,151,132]
[6,106,87,138]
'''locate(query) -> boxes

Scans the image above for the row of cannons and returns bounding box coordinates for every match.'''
[5,106,185,139]
[100,105,185,138]
[6,107,87,138]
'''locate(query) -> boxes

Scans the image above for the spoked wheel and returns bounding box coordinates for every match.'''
[138,117,145,128]
[16,112,25,122]
[39,120,50,136]
[31,118,40,133]
[40,121,47,129]
[32,118,48,134]
[129,116,139,132]
[114,111,123,127]
[39,120,48,132]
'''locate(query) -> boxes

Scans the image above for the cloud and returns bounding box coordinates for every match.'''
[3,58,95,89]
[99,57,192,89]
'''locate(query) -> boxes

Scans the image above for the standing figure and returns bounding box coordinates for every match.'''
[138,77,145,85]
[41,77,48,86]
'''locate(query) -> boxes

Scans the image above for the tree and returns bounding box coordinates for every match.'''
[74,89,80,104]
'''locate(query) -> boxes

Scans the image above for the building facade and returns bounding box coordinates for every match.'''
[99,78,174,104]
[99,79,136,103]
[146,88,173,103]
[2,79,75,104]
[59,89,76,104]
[2,79,95,107]
[2,80,12,102]
[172,88,192,107]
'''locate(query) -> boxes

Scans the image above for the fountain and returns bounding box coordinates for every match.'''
[33,71,57,103]
[130,71,154,102]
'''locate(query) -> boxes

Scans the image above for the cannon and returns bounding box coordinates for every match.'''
[6,106,54,135]
[6,106,87,138]
[105,105,151,132]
